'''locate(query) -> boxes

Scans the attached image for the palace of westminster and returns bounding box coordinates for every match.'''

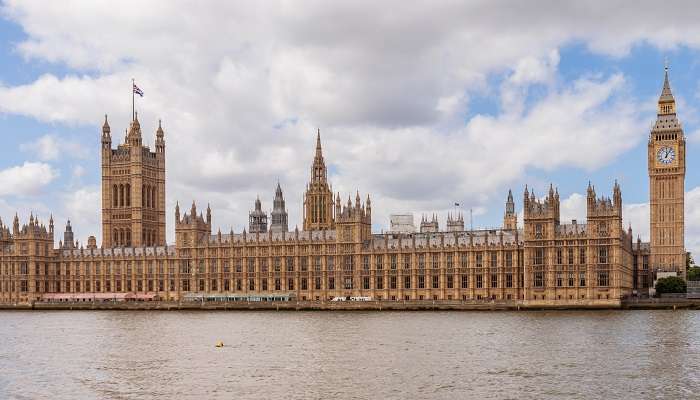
[0,69,688,305]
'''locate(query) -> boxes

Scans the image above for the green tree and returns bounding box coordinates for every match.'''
[655,276,687,295]
[688,267,700,281]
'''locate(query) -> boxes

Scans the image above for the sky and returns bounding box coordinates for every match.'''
[0,1,699,255]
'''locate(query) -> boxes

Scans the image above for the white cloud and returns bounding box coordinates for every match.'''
[20,134,88,161]
[0,1,698,247]
[59,185,101,244]
[559,193,587,223]
[0,162,58,196]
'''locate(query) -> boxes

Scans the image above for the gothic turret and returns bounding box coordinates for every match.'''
[270,182,288,233]
[62,220,75,249]
[156,119,165,153]
[447,213,465,232]
[249,196,268,234]
[504,189,517,230]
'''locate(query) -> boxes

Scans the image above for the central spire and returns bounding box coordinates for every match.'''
[315,128,322,158]
[311,128,327,183]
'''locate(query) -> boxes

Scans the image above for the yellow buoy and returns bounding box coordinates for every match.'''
[216,341,224,348]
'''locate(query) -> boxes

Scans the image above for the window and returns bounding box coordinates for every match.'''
[461,274,468,289]
[476,253,483,268]
[597,270,609,287]
[375,255,383,270]
[534,248,544,265]
[248,279,255,291]
[568,249,574,265]
[579,248,586,265]
[556,249,563,264]
[390,276,397,289]
[328,277,335,290]
[418,254,425,270]
[363,256,370,271]
[418,275,425,289]
[363,276,370,290]
[533,271,544,287]
[505,252,513,268]
[460,253,468,269]
[247,259,255,274]
[447,275,454,289]
[556,272,563,287]
[326,256,334,272]
[275,278,281,291]
[404,276,411,289]
[490,252,497,268]
[344,277,353,290]
[568,272,574,287]
[274,258,281,272]
[403,255,411,270]
[598,247,608,264]
[506,273,513,288]
[579,271,586,287]
[182,279,190,291]
[301,278,308,290]
[376,276,383,290]
[432,254,439,269]
[391,255,397,270]
[476,274,483,289]
[432,275,439,289]
[491,274,497,288]
[301,257,308,272]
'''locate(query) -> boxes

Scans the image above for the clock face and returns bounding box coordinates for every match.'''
[657,146,676,165]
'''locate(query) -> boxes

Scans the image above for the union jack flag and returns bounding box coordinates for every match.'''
[133,83,144,97]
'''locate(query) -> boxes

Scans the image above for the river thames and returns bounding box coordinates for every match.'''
[0,310,698,399]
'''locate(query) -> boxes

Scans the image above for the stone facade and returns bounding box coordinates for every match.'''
[101,114,166,248]
[648,67,686,276]
[0,69,686,306]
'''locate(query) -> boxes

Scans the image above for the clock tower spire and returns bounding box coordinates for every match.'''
[648,63,686,277]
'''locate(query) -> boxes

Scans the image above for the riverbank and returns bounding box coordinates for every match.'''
[1,298,699,311]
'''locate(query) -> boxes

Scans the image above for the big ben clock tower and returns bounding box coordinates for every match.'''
[648,66,686,277]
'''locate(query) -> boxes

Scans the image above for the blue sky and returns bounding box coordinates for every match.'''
[0,2,699,254]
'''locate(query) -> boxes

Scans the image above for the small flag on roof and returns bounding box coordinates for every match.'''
[133,83,144,97]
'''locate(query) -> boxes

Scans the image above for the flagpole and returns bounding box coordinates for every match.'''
[132,78,135,121]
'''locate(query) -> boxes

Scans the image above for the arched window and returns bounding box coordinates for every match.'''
[126,229,131,247]
[114,229,119,246]
[152,188,156,209]
[147,186,152,208]
[142,185,146,207]
[113,185,118,207]
[119,184,124,207]
[126,184,131,207]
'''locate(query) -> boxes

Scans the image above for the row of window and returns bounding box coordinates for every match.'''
[5,269,613,294]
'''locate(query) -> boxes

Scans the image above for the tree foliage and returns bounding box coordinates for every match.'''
[655,276,687,295]
[687,267,700,282]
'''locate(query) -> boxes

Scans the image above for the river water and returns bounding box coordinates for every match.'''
[0,310,699,399]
